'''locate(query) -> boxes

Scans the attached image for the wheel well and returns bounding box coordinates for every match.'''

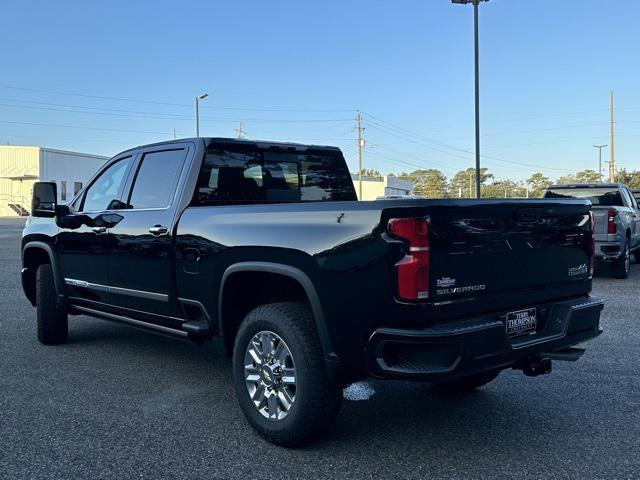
[22,247,52,305]
[220,271,309,356]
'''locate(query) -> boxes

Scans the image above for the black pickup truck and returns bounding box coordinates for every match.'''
[22,138,603,446]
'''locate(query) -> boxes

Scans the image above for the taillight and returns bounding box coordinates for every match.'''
[607,209,617,234]
[589,211,596,278]
[388,217,430,300]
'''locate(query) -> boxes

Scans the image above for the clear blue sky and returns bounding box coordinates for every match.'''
[2,0,639,182]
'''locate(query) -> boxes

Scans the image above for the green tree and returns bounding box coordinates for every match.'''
[615,169,640,189]
[482,179,525,198]
[449,167,493,198]
[527,172,551,197]
[399,169,448,198]
[574,169,600,183]
[555,174,576,185]
[359,168,382,178]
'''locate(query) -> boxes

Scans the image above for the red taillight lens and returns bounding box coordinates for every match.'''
[388,217,430,300]
[589,211,596,277]
[607,209,617,234]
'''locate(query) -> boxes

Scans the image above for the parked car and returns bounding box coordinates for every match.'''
[544,183,640,278]
[631,189,640,205]
[22,138,603,446]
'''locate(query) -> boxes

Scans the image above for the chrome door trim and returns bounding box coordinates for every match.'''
[64,278,169,302]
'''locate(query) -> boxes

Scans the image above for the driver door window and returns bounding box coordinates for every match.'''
[81,157,132,212]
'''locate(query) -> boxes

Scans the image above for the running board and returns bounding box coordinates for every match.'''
[71,305,189,338]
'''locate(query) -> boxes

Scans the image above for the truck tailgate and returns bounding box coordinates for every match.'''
[382,200,593,307]
[428,202,591,302]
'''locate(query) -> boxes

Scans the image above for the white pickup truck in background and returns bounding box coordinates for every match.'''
[545,183,640,278]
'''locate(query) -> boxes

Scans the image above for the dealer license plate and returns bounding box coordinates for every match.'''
[506,308,537,337]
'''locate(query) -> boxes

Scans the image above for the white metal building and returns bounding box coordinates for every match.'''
[0,146,108,216]
[351,174,414,200]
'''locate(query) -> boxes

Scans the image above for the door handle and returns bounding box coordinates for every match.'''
[92,226,107,235]
[149,225,168,236]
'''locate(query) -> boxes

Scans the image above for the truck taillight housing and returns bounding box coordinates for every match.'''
[607,209,617,234]
[589,211,596,278]
[388,217,430,301]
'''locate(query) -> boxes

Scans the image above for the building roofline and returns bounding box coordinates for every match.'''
[0,145,109,160]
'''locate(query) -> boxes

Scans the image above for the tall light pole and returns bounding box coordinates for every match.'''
[452,0,489,199]
[594,144,607,182]
[195,93,209,137]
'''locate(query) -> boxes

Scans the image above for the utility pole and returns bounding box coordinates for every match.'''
[468,172,473,199]
[452,0,488,199]
[594,144,607,182]
[173,128,176,140]
[609,91,615,182]
[235,122,246,139]
[355,113,365,200]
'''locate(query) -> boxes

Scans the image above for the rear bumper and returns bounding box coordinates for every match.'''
[366,296,603,381]
[595,241,622,261]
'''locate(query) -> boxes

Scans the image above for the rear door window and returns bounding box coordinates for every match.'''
[128,149,187,209]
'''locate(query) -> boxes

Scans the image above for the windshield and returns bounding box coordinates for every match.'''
[544,187,623,206]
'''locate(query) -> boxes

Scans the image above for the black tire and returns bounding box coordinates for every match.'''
[36,263,68,345]
[232,302,342,447]
[435,369,501,393]
[611,241,630,279]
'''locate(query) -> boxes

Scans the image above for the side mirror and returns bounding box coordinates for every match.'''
[31,182,57,218]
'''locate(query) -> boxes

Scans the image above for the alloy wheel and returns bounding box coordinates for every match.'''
[244,331,297,421]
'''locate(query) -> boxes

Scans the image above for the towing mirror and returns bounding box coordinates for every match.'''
[31,182,57,218]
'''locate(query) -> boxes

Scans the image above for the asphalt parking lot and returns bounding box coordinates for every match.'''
[1,217,639,479]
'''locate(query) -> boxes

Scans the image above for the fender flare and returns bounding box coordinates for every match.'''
[218,261,338,364]
[22,241,63,296]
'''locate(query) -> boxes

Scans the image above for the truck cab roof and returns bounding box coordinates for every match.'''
[547,183,624,189]
[118,137,342,157]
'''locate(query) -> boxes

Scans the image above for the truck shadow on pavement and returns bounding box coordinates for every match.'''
[65,315,577,454]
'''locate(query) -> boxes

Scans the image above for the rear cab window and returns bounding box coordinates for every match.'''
[544,187,624,207]
[192,143,356,205]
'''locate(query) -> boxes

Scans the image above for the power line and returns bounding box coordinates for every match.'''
[0,84,354,113]
[364,115,577,172]
[0,119,183,136]
[0,100,353,123]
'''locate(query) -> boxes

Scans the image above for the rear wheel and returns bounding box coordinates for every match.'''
[435,369,501,393]
[611,241,630,279]
[36,263,68,345]
[232,302,342,447]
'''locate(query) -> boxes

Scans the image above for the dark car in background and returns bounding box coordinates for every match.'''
[545,183,640,278]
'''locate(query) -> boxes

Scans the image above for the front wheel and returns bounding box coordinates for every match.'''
[36,263,68,345]
[232,302,342,447]
[611,241,630,279]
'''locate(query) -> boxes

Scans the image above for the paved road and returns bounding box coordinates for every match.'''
[1,217,638,479]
